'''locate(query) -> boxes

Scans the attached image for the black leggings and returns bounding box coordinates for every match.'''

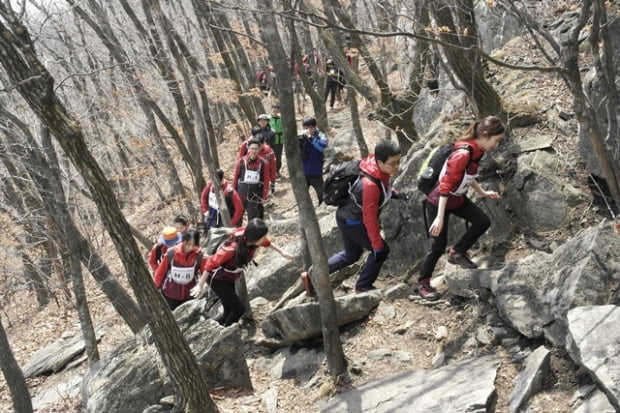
[305,174,324,205]
[209,278,245,326]
[420,197,490,280]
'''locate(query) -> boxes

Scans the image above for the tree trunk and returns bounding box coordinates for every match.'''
[0,15,218,412]
[259,0,347,377]
[0,319,33,413]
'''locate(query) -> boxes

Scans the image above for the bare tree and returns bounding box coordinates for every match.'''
[0,7,219,411]
[0,318,32,413]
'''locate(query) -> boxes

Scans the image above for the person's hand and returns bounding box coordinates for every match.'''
[429,216,444,237]
[373,244,390,263]
[190,284,203,298]
[280,252,294,260]
[483,190,501,200]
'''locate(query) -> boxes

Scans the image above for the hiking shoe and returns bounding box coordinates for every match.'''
[301,269,315,296]
[447,249,478,269]
[355,285,377,294]
[417,278,440,301]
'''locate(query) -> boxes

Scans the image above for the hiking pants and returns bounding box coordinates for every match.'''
[305,174,324,205]
[209,278,245,327]
[325,77,338,108]
[328,217,389,290]
[243,198,264,221]
[273,143,283,173]
[419,196,491,280]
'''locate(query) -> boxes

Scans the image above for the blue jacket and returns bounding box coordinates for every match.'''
[299,130,328,176]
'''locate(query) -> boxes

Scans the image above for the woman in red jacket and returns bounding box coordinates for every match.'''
[190,218,292,326]
[417,116,505,301]
[153,229,206,310]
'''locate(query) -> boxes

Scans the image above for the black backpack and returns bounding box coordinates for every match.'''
[417,143,473,195]
[323,160,380,207]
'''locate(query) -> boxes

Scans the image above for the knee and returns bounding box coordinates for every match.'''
[477,215,491,232]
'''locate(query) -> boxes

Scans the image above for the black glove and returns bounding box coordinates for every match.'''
[270,182,275,195]
[372,243,390,263]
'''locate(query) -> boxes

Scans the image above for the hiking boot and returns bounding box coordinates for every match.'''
[355,285,377,294]
[447,249,478,269]
[417,278,440,301]
[301,269,315,296]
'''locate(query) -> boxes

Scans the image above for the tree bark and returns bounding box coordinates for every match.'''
[259,0,347,377]
[0,318,33,413]
[0,12,218,412]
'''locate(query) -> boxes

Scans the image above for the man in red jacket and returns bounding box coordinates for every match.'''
[305,140,405,293]
[233,139,270,221]
[200,169,244,229]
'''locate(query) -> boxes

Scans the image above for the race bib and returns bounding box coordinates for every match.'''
[169,265,195,285]
[208,191,219,210]
[243,169,260,184]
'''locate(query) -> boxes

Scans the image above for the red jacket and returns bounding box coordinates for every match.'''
[427,139,484,209]
[238,140,276,184]
[148,242,169,272]
[200,179,244,226]
[205,228,271,282]
[153,244,207,289]
[233,154,270,200]
[337,155,393,251]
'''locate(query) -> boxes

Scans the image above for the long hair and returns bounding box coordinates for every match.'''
[223,218,269,267]
[458,116,505,141]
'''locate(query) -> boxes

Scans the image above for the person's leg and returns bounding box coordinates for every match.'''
[163,296,182,311]
[306,175,324,205]
[451,197,491,253]
[419,202,450,280]
[356,242,389,291]
[273,143,283,173]
[327,219,366,273]
[209,279,244,326]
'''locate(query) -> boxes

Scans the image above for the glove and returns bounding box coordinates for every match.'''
[270,182,276,195]
[373,244,390,263]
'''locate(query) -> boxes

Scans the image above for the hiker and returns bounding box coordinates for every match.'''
[238,118,277,193]
[305,140,404,293]
[190,218,293,326]
[298,116,328,205]
[153,229,206,310]
[269,103,284,177]
[233,138,270,221]
[148,226,182,272]
[200,169,244,229]
[324,58,343,110]
[173,215,189,235]
[417,116,505,301]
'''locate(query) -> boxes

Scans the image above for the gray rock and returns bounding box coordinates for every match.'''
[264,347,325,383]
[566,305,620,411]
[82,300,251,412]
[31,375,82,411]
[383,283,411,300]
[509,346,551,413]
[23,326,104,377]
[261,293,381,345]
[447,221,620,345]
[573,390,616,413]
[321,355,500,413]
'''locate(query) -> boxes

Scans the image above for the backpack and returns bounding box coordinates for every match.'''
[417,143,473,195]
[323,160,380,207]
[203,227,235,255]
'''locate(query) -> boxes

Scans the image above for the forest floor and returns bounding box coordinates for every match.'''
[0,34,607,413]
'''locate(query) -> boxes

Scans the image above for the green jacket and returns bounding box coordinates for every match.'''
[269,115,284,145]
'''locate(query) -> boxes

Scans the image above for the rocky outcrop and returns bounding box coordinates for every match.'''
[261,292,381,346]
[446,221,620,346]
[81,300,251,413]
[321,355,500,413]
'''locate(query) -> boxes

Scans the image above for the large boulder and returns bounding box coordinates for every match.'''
[81,300,251,413]
[446,221,620,345]
[261,292,381,346]
[321,355,500,413]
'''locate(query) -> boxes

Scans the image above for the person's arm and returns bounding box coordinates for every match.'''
[153,251,171,288]
[470,181,501,200]
[200,183,211,214]
[232,159,241,191]
[191,246,235,297]
[310,132,328,152]
[361,178,384,251]
[230,190,245,226]
[429,195,448,237]
[148,245,159,272]
[238,140,248,159]
[261,159,270,199]
[268,242,294,260]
